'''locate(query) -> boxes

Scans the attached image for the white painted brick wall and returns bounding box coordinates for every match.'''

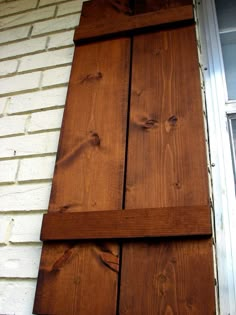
[0,71,41,95]
[0,25,30,44]
[57,0,83,16]
[7,87,67,114]
[0,280,37,315]
[19,47,74,72]
[0,36,47,59]
[0,0,38,17]
[0,0,85,313]
[0,115,26,137]
[28,108,64,132]
[0,6,56,29]
[0,131,60,158]
[0,160,19,183]
[18,156,56,181]
[0,59,18,76]
[0,245,42,278]
[41,65,71,87]
[0,183,52,211]
[32,13,80,36]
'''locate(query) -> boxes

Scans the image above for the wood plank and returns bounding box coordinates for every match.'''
[119,25,216,314]
[41,206,211,240]
[74,5,193,44]
[78,0,132,28]
[33,37,130,315]
[134,0,192,14]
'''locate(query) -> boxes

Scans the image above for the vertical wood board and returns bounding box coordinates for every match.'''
[119,25,215,314]
[34,38,130,315]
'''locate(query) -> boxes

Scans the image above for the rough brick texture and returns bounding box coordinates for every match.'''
[0,0,84,314]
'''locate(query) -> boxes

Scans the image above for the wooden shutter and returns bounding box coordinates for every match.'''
[34,1,216,314]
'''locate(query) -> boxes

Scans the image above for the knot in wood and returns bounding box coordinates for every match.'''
[90,132,101,146]
[80,72,103,84]
[143,119,158,130]
[168,115,178,126]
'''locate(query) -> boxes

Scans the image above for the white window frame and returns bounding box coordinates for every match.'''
[195,1,236,314]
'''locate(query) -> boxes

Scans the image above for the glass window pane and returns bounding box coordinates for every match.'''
[215,0,236,100]
[220,32,236,100]
[215,0,236,30]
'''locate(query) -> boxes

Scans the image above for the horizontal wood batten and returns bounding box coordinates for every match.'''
[41,205,211,241]
[74,5,194,44]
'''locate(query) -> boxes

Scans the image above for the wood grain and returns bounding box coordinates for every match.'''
[33,38,130,315]
[78,0,132,28]
[74,5,193,44]
[119,25,216,314]
[134,0,192,14]
[41,206,211,240]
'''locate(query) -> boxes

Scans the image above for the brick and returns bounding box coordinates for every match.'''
[57,0,83,16]
[0,72,41,95]
[18,156,56,181]
[0,280,37,315]
[7,87,67,114]
[0,216,14,244]
[29,108,64,132]
[0,0,38,18]
[0,245,42,278]
[10,213,44,242]
[0,25,30,44]
[0,159,18,183]
[0,6,55,30]
[32,13,80,36]
[48,30,74,49]
[0,37,47,60]
[0,183,51,211]
[0,59,18,76]
[0,131,60,158]
[19,47,74,72]
[0,97,7,115]
[40,0,72,6]
[0,115,26,137]
[42,65,71,87]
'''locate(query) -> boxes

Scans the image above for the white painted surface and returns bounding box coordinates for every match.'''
[18,156,56,181]
[19,47,74,72]
[41,65,71,87]
[0,6,55,29]
[32,13,80,36]
[0,25,30,44]
[0,0,84,313]
[0,115,26,136]
[0,59,18,76]
[7,87,67,114]
[0,37,47,60]
[28,108,64,132]
[196,0,236,314]
[0,160,19,184]
[0,72,41,95]
[0,131,60,158]
[0,183,52,211]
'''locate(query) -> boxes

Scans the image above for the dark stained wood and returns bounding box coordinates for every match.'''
[120,239,215,314]
[41,206,212,241]
[79,0,132,28]
[134,0,192,14]
[35,1,216,314]
[119,25,216,314]
[33,37,130,315]
[74,5,193,44]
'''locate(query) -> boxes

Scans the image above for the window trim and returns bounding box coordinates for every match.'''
[196,0,236,313]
